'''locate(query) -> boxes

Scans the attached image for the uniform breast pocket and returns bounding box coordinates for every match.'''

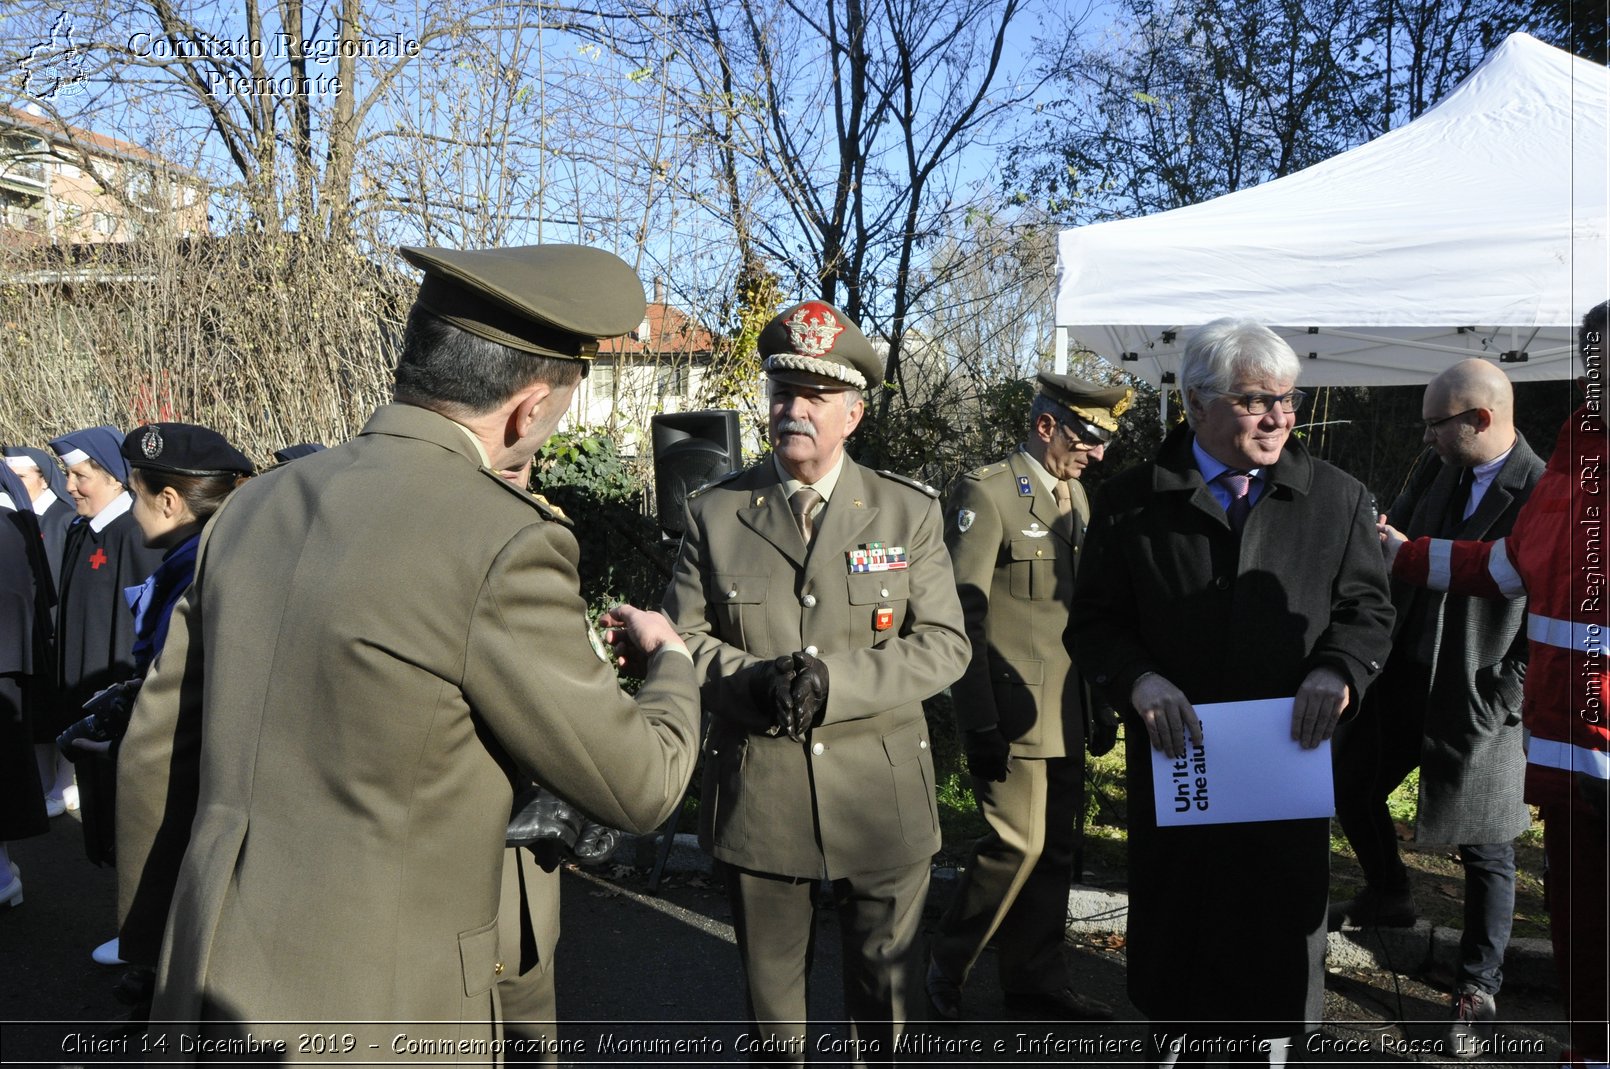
[847,570,910,644]
[710,573,768,651]
[1007,538,1058,600]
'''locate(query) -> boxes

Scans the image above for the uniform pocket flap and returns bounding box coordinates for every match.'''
[991,655,1043,687]
[848,571,910,605]
[458,917,501,998]
[881,718,929,766]
[709,574,767,605]
[1009,538,1055,561]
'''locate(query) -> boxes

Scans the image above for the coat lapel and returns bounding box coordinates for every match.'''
[808,460,878,574]
[738,466,807,570]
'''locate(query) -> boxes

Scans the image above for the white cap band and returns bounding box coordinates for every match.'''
[57,448,89,467]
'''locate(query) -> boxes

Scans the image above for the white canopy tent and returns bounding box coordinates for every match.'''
[1054,32,1608,390]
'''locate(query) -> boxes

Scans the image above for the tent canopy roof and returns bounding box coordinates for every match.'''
[1054,33,1607,388]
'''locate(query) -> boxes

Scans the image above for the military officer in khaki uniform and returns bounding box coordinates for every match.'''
[926,373,1131,1021]
[662,300,969,1065]
[116,244,702,1060]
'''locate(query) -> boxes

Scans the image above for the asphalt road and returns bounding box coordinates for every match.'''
[0,809,1572,1067]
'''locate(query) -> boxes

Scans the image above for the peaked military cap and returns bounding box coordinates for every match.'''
[122,423,254,477]
[1036,372,1134,441]
[399,244,646,361]
[759,300,881,391]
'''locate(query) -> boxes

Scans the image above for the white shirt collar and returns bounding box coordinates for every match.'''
[773,450,847,504]
[89,491,133,533]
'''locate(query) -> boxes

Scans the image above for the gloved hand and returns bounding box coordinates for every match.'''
[779,651,829,742]
[58,680,142,762]
[964,727,1011,782]
[571,820,623,864]
[748,654,799,735]
[1087,703,1120,757]
[506,787,585,850]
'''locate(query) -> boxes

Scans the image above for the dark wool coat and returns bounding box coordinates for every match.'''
[1,507,52,841]
[1068,424,1394,1032]
[53,506,164,866]
[1380,439,1542,844]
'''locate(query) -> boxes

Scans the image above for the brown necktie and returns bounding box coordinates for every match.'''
[1053,481,1073,516]
[791,487,822,545]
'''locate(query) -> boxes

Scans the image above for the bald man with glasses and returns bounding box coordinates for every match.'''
[1332,359,1542,1055]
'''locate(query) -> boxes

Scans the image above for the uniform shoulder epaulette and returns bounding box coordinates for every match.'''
[962,462,1010,482]
[874,468,940,498]
[528,491,573,527]
[687,467,744,500]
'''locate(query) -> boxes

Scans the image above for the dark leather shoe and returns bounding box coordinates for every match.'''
[1002,986,1114,1021]
[925,959,962,1020]
[1327,887,1417,932]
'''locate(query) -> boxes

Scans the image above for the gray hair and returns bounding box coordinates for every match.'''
[1179,318,1301,427]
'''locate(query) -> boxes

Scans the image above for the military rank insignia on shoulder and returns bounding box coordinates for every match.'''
[687,467,744,500]
[874,469,940,498]
[529,491,574,527]
[963,462,1008,482]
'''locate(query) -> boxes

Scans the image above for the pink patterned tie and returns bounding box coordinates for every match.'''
[1219,470,1252,533]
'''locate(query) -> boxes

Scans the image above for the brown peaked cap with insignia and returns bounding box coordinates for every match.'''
[1036,371,1133,435]
[399,244,646,360]
[759,300,882,391]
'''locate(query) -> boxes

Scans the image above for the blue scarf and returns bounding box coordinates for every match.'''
[124,533,200,676]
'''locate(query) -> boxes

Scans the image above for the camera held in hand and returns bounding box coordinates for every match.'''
[56,680,142,762]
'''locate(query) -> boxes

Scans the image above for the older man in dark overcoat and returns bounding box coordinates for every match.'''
[1068,317,1394,1064]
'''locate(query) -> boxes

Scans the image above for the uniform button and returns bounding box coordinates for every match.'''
[1036,549,1044,557]
[805,645,819,656]
[811,742,825,756]
[493,962,505,976]
[1215,577,1229,590]
[725,589,738,600]
[880,588,889,597]
[919,739,928,750]
[802,594,817,608]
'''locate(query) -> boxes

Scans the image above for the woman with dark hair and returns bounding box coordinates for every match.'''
[57,423,252,968]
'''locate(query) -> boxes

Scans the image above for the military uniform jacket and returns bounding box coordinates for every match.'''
[1384,438,1542,844]
[116,405,700,1049]
[662,457,970,879]
[944,450,1087,758]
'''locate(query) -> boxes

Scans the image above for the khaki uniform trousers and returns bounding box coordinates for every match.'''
[930,754,1078,990]
[720,860,930,1068]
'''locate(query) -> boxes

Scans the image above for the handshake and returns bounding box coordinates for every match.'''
[749,650,830,742]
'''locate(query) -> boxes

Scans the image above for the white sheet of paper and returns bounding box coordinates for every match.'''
[1150,697,1334,827]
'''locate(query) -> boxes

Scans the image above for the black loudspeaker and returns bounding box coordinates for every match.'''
[651,410,742,533]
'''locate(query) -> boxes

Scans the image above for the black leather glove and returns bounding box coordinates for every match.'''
[749,655,799,735]
[506,786,585,850]
[780,651,829,742]
[1087,703,1120,757]
[571,821,622,864]
[58,680,142,762]
[964,727,1011,782]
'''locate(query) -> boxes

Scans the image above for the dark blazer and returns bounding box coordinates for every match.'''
[1383,437,1542,844]
[1068,424,1394,1028]
[662,456,970,879]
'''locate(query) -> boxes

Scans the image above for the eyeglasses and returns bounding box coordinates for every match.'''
[1218,389,1307,415]
[1422,408,1476,432]
[1056,417,1110,449]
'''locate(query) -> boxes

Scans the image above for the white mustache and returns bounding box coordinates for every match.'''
[776,419,816,439]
